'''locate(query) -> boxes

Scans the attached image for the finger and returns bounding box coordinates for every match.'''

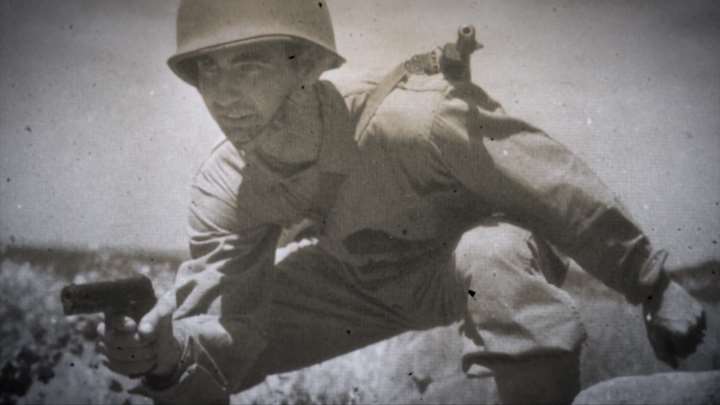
[99,320,143,342]
[97,321,106,338]
[108,314,138,334]
[139,292,175,340]
[175,280,218,320]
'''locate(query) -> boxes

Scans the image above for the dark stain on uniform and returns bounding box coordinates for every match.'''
[468,289,476,297]
[401,229,408,236]
[6,178,10,183]
[713,240,717,245]
[288,55,295,60]
[25,126,32,133]
[345,329,351,335]
[318,2,323,8]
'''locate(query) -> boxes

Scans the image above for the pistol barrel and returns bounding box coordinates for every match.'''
[61,275,156,318]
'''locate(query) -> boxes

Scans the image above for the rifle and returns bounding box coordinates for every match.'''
[356,24,483,142]
[440,24,483,81]
[60,275,157,321]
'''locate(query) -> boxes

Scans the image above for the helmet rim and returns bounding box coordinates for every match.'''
[167,35,345,86]
[168,0,344,86]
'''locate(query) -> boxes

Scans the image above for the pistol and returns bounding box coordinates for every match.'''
[61,275,157,321]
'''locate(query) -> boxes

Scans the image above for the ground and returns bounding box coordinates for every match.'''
[0,244,717,404]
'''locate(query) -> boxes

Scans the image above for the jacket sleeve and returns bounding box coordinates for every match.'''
[134,143,280,403]
[430,83,658,304]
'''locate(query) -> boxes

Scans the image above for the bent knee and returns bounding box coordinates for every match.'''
[453,220,535,276]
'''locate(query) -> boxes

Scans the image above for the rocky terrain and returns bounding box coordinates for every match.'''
[0,245,717,404]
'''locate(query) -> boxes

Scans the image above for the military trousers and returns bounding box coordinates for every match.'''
[239,218,587,396]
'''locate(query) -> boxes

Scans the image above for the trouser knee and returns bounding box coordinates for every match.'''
[453,219,586,358]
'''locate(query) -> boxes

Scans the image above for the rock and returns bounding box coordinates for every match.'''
[36,363,55,384]
[572,370,720,405]
[109,379,124,392]
[0,361,33,397]
[16,346,41,366]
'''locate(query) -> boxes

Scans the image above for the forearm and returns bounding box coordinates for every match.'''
[431,101,663,302]
[138,216,281,401]
[486,130,659,302]
[133,314,268,404]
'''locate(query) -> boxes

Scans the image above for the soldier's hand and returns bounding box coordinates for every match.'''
[138,291,182,378]
[643,280,706,368]
[97,313,156,377]
[97,291,181,379]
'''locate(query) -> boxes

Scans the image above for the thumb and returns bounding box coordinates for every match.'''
[138,292,175,340]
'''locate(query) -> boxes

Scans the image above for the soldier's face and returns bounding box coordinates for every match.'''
[195,43,301,143]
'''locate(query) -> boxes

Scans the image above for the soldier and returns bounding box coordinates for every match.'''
[97,1,705,404]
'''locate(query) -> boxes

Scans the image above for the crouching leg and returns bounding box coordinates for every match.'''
[452,219,586,404]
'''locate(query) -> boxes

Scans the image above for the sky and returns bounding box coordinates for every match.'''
[1,0,719,266]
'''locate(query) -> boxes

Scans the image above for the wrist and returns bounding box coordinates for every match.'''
[145,330,184,388]
[144,348,182,390]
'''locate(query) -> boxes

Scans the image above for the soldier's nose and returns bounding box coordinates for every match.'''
[204,73,243,106]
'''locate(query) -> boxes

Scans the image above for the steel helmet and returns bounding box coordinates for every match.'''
[168,0,345,86]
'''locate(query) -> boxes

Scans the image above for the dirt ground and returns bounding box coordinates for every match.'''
[0,245,717,404]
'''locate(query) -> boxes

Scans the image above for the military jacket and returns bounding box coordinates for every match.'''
[138,73,656,401]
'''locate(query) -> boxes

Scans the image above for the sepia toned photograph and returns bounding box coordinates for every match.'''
[1,1,718,403]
